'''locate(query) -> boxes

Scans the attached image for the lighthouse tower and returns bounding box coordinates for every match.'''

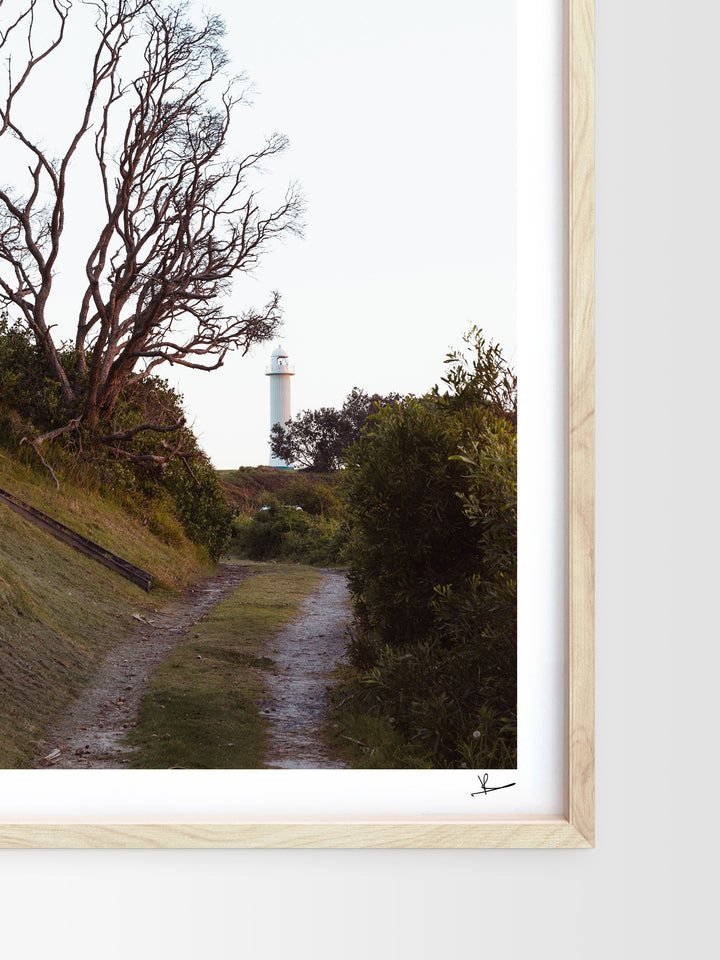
[266,344,294,467]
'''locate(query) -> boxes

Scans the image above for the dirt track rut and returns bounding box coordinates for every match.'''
[261,569,350,769]
[37,563,250,768]
[36,564,351,769]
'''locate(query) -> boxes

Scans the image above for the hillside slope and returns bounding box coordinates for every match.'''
[219,466,336,513]
[0,450,212,767]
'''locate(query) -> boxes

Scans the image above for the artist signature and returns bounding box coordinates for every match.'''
[471,773,516,797]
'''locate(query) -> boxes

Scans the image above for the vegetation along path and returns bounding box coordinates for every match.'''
[37,564,350,769]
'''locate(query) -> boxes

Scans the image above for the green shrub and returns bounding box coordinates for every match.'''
[336,329,517,768]
[0,314,70,447]
[342,396,492,647]
[0,314,233,560]
[276,476,342,517]
[230,501,347,566]
[161,453,234,561]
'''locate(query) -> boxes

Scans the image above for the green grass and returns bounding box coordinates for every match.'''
[125,563,322,768]
[327,709,417,768]
[0,448,210,592]
[328,662,517,770]
[0,450,211,767]
[327,677,434,769]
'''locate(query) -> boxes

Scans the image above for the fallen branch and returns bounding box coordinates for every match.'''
[177,452,201,486]
[20,418,83,489]
[341,735,370,749]
[25,417,83,446]
[106,430,186,467]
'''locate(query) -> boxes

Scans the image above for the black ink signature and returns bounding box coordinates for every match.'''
[471,773,516,797]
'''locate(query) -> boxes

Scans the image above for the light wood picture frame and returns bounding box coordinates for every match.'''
[0,0,594,849]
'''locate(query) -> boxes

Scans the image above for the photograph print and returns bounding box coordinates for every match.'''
[0,0,517,773]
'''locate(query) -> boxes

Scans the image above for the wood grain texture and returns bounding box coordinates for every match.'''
[0,817,592,849]
[567,0,595,847]
[0,1,595,849]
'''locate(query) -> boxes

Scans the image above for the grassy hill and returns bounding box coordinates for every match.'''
[0,449,211,767]
[219,465,337,514]
[219,466,299,512]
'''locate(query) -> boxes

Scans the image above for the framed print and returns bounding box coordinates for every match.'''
[0,0,593,848]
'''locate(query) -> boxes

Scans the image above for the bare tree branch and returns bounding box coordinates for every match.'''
[19,416,83,488]
[0,0,71,138]
[97,417,185,443]
[0,0,301,460]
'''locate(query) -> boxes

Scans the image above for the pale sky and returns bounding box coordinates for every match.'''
[3,0,517,467]
[191,0,517,467]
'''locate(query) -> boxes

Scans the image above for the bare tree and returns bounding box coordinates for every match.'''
[0,0,302,463]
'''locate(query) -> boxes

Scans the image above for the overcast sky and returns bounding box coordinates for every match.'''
[4,0,517,468]
[167,0,516,466]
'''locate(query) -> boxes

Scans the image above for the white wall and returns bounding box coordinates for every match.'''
[0,2,715,957]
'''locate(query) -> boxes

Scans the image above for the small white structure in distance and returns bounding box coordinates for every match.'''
[266,343,294,467]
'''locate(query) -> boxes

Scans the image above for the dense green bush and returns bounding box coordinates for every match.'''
[231,500,346,566]
[343,397,491,647]
[228,474,347,565]
[0,314,70,446]
[337,329,517,768]
[275,475,342,518]
[0,313,233,560]
[161,454,234,562]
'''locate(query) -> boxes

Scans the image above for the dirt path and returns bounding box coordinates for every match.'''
[260,569,350,769]
[37,564,351,770]
[38,562,251,768]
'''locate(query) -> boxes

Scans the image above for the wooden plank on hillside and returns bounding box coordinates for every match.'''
[0,486,153,591]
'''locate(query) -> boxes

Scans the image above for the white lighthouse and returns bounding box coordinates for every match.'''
[266,343,294,467]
